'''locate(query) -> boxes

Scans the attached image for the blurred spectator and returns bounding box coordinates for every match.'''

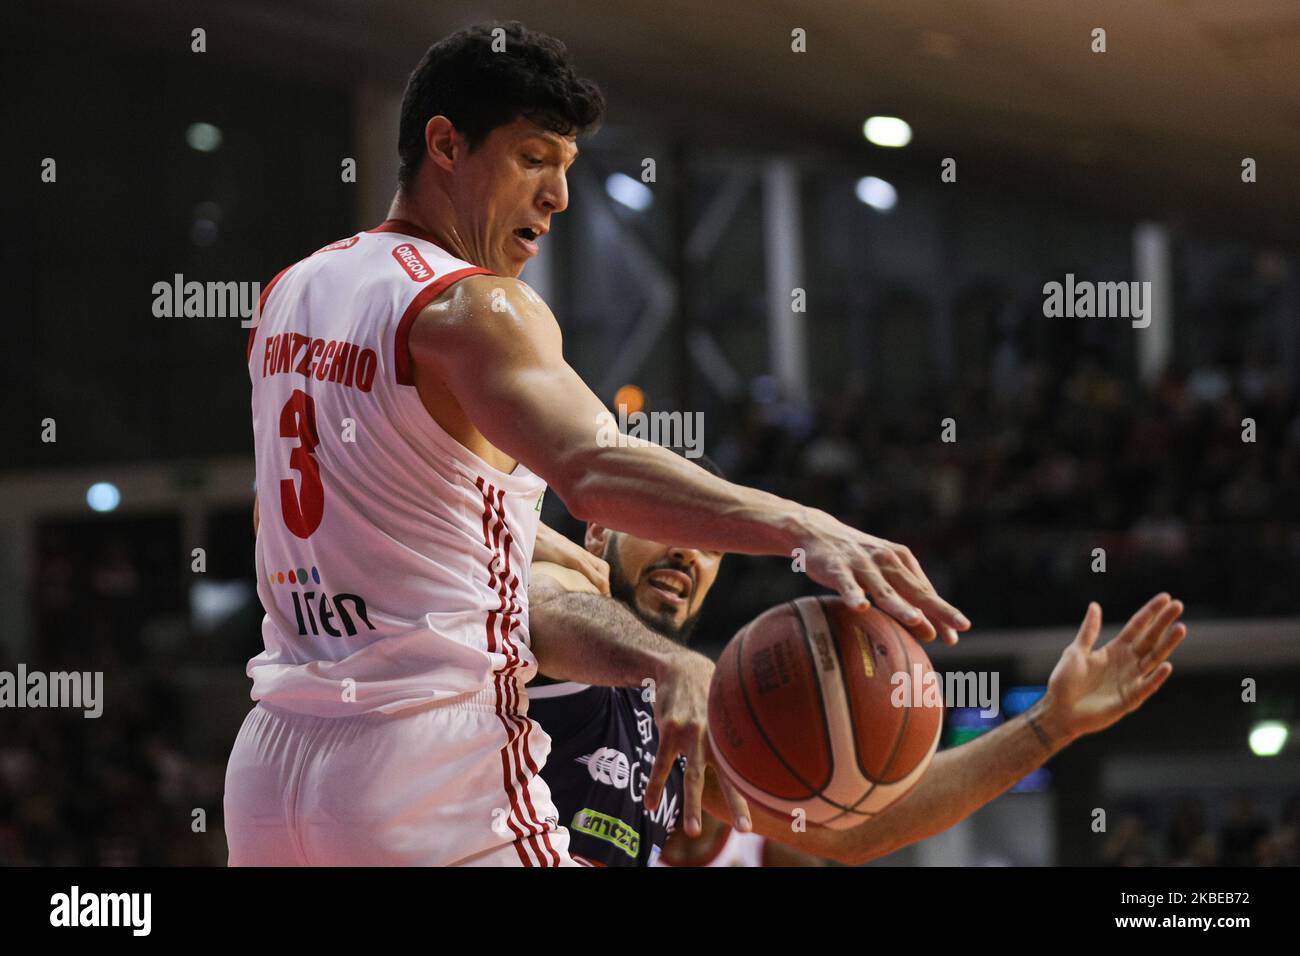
[1220,796,1271,867]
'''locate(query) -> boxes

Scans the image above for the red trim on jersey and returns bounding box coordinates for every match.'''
[477,477,531,862]
[392,265,494,386]
[368,220,497,386]
[246,263,296,362]
[477,477,495,552]
[367,218,444,244]
[487,487,560,866]
[494,507,553,862]
[477,478,560,866]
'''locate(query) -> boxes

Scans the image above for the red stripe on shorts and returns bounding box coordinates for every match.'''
[489,488,561,866]
[478,480,555,865]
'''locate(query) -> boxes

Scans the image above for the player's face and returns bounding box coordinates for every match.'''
[454,117,576,278]
[592,528,723,641]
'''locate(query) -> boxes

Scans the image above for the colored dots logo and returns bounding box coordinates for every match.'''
[274,564,321,585]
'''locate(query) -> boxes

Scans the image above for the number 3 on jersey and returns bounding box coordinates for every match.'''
[279,389,324,538]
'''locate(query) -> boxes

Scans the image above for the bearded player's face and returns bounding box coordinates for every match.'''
[587,527,723,642]
[454,116,576,278]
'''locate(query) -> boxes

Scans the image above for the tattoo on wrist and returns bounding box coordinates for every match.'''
[1027,712,1055,752]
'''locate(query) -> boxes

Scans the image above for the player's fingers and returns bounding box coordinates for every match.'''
[714,771,752,832]
[893,581,967,642]
[824,562,870,612]
[645,721,684,812]
[1115,593,1171,646]
[859,566,934,642]
[891,548,970,633]
[584,555,611,595]
[1132,600,1183,659]
[680,733,709,838]
[647,717,696,806]
[703,736,753,832]
[1139,622,1187,673]
[1072,602,1102,651]
[1128,661,1173,710]
[896,548,963,645]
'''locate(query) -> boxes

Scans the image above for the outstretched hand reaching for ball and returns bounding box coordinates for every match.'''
[1035,593,1187,746]
[644,651,752,838]
[799,511,971,647]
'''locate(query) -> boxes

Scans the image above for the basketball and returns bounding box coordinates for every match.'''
[707,597,944,829]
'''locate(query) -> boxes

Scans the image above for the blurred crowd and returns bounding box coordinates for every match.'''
[696,248,1300,629]
[2,530,240,865]
[699,346,1300,632]
[0,682,230,866]
[1102,795,1300,867]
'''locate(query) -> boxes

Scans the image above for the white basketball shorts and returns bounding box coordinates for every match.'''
[223,684,573,866]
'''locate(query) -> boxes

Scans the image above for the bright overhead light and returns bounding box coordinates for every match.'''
[605,173,653,211]
[186,122,223,153]
[863,116,912,148]
[87,482,121,513]
[1249,721,1288,757]
[855,176,897,212]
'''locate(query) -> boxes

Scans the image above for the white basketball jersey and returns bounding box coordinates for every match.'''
[245,220,548,716]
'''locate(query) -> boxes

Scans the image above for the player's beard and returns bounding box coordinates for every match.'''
[605,537,702,645]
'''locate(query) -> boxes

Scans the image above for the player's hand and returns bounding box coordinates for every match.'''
[800,511,970,646]
[533,522,609,595]
[1035,594,1186,745]
[645,650,751,837]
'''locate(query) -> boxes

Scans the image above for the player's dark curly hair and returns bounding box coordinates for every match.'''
[397,21,606,186]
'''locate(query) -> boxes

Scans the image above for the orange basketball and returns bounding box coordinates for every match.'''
[707,596,944,829]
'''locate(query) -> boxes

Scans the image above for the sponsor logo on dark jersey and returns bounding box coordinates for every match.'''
[571,807,640,860]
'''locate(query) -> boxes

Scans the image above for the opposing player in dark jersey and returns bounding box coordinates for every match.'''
[527,460,1189,866]
[528,455,732,865]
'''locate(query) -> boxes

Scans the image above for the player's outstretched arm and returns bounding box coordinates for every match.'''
[704,594,1187,865]
[528,561,752,837]
[528,561,700,689]
[409,276,969,644]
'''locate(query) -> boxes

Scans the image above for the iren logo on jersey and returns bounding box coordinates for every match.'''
[391,243,435,282]
[270,565,376,638]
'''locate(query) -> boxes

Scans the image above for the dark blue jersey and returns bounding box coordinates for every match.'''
[531,681,685,866]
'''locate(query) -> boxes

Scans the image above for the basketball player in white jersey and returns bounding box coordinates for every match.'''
[224,21,971,866]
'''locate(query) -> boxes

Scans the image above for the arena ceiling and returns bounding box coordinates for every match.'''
[25,0,1300,239]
